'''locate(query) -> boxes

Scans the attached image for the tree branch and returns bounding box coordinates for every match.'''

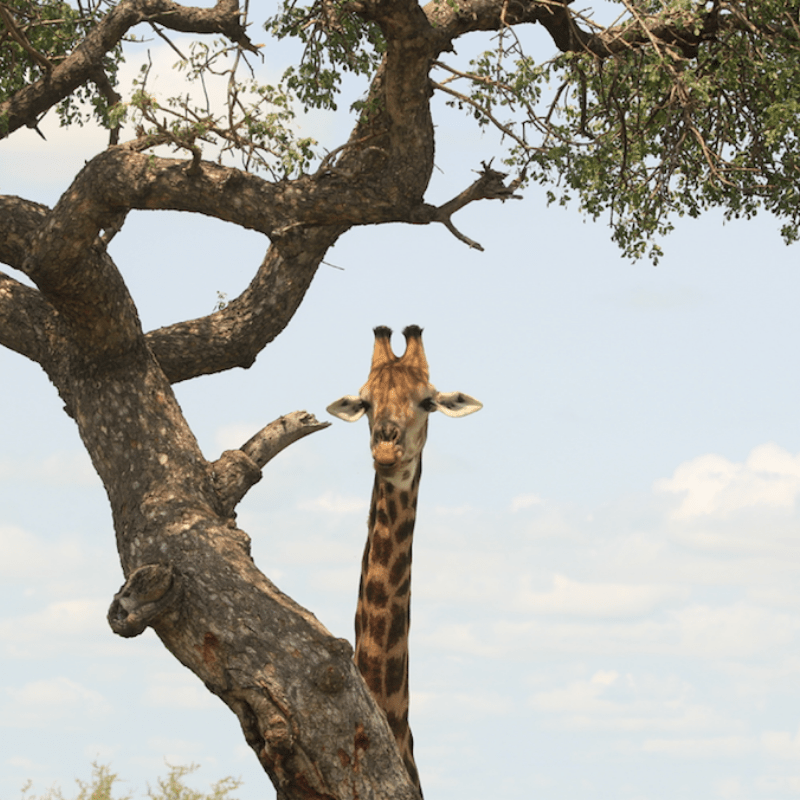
[0,0,257,138]
[410,162,523,251]
[144,225,346,383]
[422,0,725,60]
[211,411,331,516]
[0,271,54,363]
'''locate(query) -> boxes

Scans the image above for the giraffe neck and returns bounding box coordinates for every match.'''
[355,457,422,793]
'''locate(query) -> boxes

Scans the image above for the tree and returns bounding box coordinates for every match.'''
[1,1,798,798]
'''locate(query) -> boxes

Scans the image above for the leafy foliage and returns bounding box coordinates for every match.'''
[0,0,86,97]
[266,1,386,111]
[0,0,123,129]
[432,0,800,261]
[3,0,800,258]
[20,762,241,800]
[123,39,318,178]
[119,1,386,177]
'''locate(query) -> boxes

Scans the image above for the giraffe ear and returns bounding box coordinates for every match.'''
[433,391,483,417]
[327,396,368,422]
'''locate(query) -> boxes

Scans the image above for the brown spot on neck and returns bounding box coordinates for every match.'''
[355,463,422,793]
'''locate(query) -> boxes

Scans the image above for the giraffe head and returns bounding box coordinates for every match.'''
[327,325,482,483]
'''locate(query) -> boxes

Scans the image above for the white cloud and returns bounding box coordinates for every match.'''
[314,566,360,593]
[715,776,746,799]
[143,671,218,710]
[656,443,800,519]
[529,670,729,734]
[214,423,259,452]
[510,493,543,512]
[433,504,477,516]
[674,602,799,659]
[642,736,755,758]
[0,598,109,657]
[0,525,86,580]
[441,596,797,662]
[413,689,513,720]
[0,451,98,486]
[141,737,208,765]
[516,573,689,618]
[82,742,120,763]
[754,774,800,794]
[4,677,112,727]
[530,669,622,715]
[762,729,800,761]
[298,490,367,515]
[415,548,507,604]
[421,623,500,658]
[277,536,358,566]
[0,119,108,196]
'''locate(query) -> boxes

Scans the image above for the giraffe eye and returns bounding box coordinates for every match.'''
[419,397,437,413]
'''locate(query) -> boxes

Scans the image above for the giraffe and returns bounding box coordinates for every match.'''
[327,325,482,794]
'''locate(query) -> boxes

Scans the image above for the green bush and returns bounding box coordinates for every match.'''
[21,763,242,800]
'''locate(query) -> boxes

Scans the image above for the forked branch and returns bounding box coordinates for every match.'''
[412,162,524,250]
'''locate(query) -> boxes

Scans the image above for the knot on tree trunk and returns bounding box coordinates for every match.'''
[107,563,183,637]
[211,449,263,517]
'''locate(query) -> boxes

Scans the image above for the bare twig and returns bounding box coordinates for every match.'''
[432,80,536,153]
[312,132,385,179]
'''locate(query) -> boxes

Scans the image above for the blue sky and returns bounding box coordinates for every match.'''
[3,14,800,800]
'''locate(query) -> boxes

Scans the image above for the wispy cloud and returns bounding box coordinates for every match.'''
[3,677,112,727]
[510,493,543,512]
[655,443,800,519]
[529,669,730,734]
[516,573,689,618]
[297,490,367,515]
[642,736,755,758]
[0,598,112,658]
[143,671,219,710]
[0,451,98,486]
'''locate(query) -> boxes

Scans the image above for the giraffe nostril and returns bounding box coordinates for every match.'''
[374,422,400,444]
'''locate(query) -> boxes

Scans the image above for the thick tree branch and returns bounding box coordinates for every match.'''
[145,225,347,383]
[22,144,433,260]
[422,0,725,59]
[13,144,356,360]
[0,271,54,363]
[0,187,347,381]
[0,195,49,268]
[423,0,554,51]
[2,148,524,381]
[0,197,61,362]
[211,411,331,516]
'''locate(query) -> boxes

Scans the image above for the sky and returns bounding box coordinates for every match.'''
[4,8,800,800]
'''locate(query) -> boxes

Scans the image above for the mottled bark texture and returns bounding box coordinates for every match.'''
[0,0,728,797]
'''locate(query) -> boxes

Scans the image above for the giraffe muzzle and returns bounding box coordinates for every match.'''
[372,441,403,469]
